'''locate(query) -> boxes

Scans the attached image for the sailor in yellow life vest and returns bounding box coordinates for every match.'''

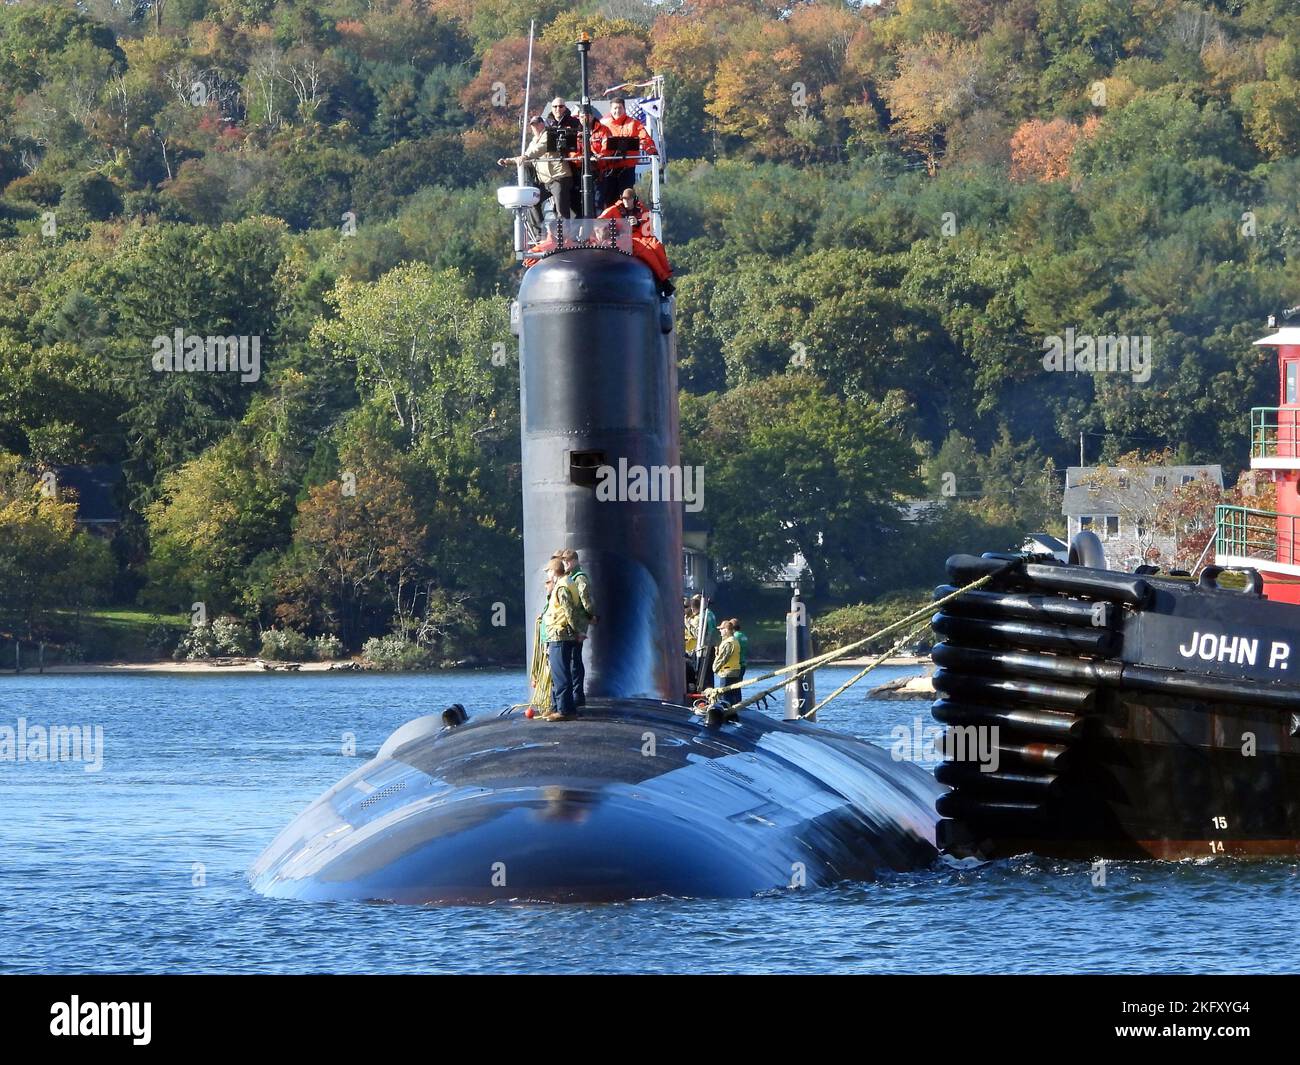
[543,558,582,720]
[713,619,743,710]
[560,548,595,708]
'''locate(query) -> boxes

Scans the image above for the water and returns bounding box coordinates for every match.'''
[2,666,1295,974]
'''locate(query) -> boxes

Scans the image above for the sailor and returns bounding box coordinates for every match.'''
[598,97,656,208]
[529,569,557,712]
[691,594,719,689]
[572,104,609,212]
[730,618,749,683]
[543,558,582,720]
[560,548,596,707]
[499,115,573,220]
[545,97,581,138]
[598,188,674,295]
[713,620,743,711]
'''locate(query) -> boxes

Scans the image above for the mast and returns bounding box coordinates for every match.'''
[577,33,596,219]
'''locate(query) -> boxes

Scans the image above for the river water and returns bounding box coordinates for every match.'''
[2,666,1295,974]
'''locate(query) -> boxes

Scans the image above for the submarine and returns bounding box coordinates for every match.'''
[249,34,943,904]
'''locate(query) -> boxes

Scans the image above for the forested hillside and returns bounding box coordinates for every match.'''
[1,0,1297,660]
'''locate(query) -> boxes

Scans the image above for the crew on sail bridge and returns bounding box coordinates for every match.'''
[598,188,673,295]
[597,97,657,207]
[498,114,573,221]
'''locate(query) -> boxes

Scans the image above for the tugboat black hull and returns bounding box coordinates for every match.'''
[931,554,1300,860]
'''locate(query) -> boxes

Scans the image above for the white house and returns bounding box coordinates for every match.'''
[1061,464,1222,570]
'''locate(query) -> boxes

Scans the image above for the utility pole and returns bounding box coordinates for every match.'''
[1080,431,1085,467]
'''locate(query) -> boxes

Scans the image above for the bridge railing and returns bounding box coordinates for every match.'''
[1250,406,1300,459]
[528,216,634,259]
[1216,503,1298,565]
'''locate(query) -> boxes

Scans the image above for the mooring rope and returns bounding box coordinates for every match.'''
[697,568,1003,717]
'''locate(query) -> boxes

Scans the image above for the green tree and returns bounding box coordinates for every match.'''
[682,375,922,598]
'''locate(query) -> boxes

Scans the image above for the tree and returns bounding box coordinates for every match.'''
[681,374,922,598]
[1010,116,1097,182]
[273,471,426,645]
[0,454,113,640]
[882,33,985,173]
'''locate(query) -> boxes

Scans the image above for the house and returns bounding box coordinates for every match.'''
[51,464,123,537]
[1020,533,1068,561]
[683,511,715,595]
[1061,464,1222,569]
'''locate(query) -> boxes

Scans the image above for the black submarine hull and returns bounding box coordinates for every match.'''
[249,700,943,904]
[931,553,1300,860]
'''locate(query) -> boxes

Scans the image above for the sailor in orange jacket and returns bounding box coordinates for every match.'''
[598,97,656,207]
[598,188,674,296]
[567,104,609,213]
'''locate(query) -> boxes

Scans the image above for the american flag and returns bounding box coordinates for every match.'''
[631,96,665,177]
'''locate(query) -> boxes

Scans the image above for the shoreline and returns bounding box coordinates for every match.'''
[5,654,933,675]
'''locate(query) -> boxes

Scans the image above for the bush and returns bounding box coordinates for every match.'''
[259,627,313,661]
[813,591,935,655]
[174,623,218,660]
[360,634,436,671]
[312,633,345,661]
[145,617,182,657]
[172,617,253,659]
[211,616,253,655]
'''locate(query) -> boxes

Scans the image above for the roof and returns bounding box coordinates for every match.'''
[1061,464,1222,516]
[1254,327,1300,347]
[901,499,941,522]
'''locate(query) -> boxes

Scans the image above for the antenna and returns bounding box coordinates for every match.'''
[520,20,535,157]
[506,20,537,257]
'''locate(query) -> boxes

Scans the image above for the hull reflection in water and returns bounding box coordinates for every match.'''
[249,699,943,904]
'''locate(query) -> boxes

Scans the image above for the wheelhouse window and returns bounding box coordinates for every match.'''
[1288,361,1299,405]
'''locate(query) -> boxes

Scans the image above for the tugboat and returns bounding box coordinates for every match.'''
[249,34,943,904]
[932,319,1300,860]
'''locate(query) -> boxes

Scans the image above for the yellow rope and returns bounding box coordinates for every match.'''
[804,619,932,718]
[698,570,999,709]
[527,617,553,714]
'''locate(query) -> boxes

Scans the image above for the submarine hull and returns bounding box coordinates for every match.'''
[249,701,943,904]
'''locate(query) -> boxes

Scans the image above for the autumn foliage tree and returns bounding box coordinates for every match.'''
[273,471,426,645]
[882,33,985,173]
[1009,115,1098,182]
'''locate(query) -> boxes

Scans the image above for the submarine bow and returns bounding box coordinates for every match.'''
[249,699,942,903]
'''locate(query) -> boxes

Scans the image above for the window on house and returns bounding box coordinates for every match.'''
[1079,515,1094,531]
[1118,476,1129,489]
[1105,515,1120,537]
[1181,475,1193,485]
[1153,475,1168,490]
